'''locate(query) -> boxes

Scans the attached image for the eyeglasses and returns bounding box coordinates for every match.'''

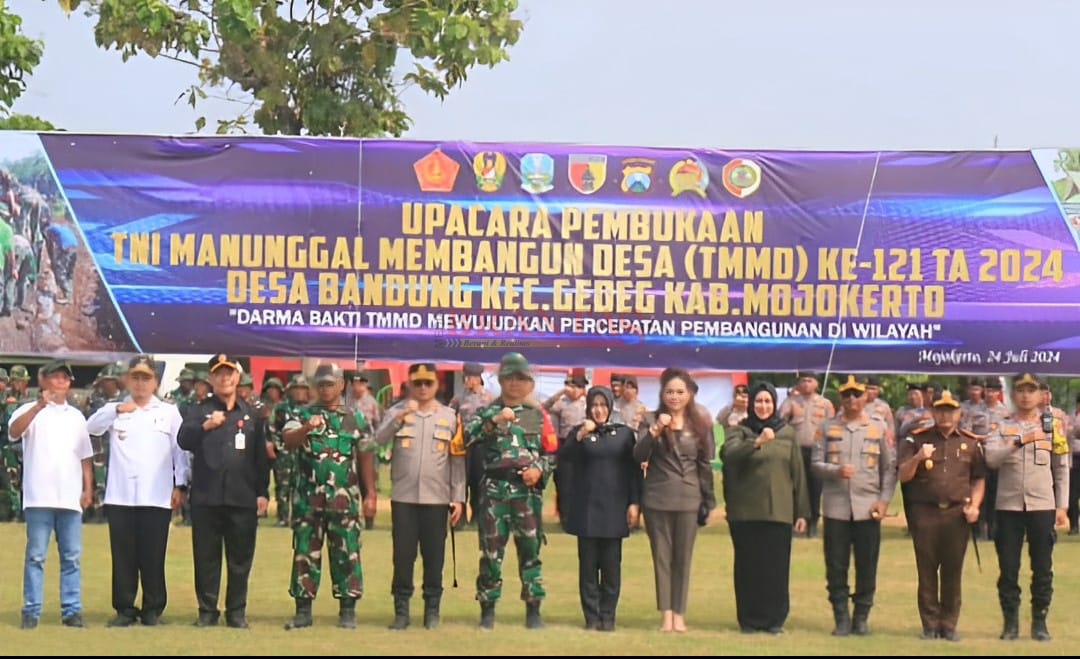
[412,380,436,388]
[564,381,574,386]
[840,390,863,399]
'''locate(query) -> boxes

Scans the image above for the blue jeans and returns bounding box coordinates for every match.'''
[23,507,83,618]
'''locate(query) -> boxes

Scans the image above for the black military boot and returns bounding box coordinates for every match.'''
[422,596,440,630]
[1031,607,1051,641]
[388,596,409,630]
[525,602,544,630]
[999,606,1019,640]
[478,601,495,629]
[851,606,870,636]
[338,598,357,629]
[283,599,313,630]
[830,603,851,637]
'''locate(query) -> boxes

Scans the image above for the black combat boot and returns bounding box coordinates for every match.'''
[999,606,1018,640]
[388,596,409,630]
[851,606,870,636]
[283,599,313,630]
[525,602,544,630]
[422,596,440,630]
[830,603,850,637]
[1031,607,1051,641]
[478,602,495,629]
[338,598,357,629]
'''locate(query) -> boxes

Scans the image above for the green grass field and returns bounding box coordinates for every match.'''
[2,484,1080,655]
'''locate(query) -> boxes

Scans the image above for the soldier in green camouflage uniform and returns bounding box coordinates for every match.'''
[0,367,15,521]
[465,353,552,630]
[268,376,310,527]
[1,365,32,521]
[281,364,376,630]
[85,363,124,523]
[166,368,197,407]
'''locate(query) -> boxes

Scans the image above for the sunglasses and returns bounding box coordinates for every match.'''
[412,380,436,388]
[840,390,863,398]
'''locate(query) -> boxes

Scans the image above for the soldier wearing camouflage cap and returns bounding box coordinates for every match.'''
[191,371,211,405]
[166,368,197,408]
[261,377,285,409]
[266,376,311,527]
[464,353,555,630]
[85,363,125,523]
[282,364,376,630]
[0,364,31,520]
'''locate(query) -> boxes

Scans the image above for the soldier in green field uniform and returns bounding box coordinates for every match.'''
[282,364,376,630]
[1,365,33,521]
[464,352,552,630]
[166,369,197,407]
[0,367,15,521]
[268,375,310,527]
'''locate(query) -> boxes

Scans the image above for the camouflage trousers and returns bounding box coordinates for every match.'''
[90,434,109,512]
[289,510,363,600]
[0,445,21,520]
[271,450,296,524]
[476,479,546,603]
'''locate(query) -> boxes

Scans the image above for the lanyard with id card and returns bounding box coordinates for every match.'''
[235,419,246,451]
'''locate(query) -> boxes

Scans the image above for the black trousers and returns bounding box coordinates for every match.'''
[730,520,792,631]
[106,505,173,618]
[981,469,999,534]
[577,536,622,626]
[823,518,881,611]
[466,445,485,523]
[391,501,448,599]
[1068,462,1080,530]
[190,505,258,617]
[994,510,1055,611]
[801,447,823,523]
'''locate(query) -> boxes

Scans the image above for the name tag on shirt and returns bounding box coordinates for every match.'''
[235,432,246,451]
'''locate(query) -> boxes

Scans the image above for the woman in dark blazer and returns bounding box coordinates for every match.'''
[633,367,716,633]
[558,386,641,631]
[721,381,810,634]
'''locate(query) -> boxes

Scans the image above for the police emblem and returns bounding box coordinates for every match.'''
[668,157,709,198]
[520,153,555,194]
[620,157,655,194]
[722,158,762,198]
[413,148,460,192]
[472,151,506,193]
[568,154,607,194]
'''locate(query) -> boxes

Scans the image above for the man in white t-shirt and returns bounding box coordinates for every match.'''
[8,360,93,630]
[87,354,187,627]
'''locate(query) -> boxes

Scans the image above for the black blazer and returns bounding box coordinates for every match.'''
[558,423,642,538]
[179,396,269,509]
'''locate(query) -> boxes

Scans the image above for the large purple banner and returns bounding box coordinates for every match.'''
[1,133,1076,372]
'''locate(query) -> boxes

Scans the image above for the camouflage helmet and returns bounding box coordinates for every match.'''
[9,364,29,381]
[193,370,211,385]
[262,377,284,393]
[497,352,534,380]
[0,367,8,382]
[97,363,122,381]
[176,368,195,382]
[238,373,254,387]
[286,374,311,391]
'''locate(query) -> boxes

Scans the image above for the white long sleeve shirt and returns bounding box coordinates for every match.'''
[86,397,188,509]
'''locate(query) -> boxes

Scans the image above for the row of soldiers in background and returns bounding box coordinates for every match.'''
[0,365,34,520]
[0,167,80,315]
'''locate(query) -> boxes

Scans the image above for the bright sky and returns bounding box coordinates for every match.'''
[11,0,1080,149]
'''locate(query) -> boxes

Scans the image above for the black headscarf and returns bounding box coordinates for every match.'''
[586,386,618,427]
[740,381,786,435]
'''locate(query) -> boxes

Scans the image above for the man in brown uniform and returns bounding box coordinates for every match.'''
[986,373,1069,641]
[779,371,836,538]
[898,390,985,641]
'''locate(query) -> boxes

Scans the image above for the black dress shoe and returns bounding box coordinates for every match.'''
[194,612,219,627]
[141,612,165,626]
[21,615,38,630]
[107,614,138,627]
[919,628,938,640]
[597,619,615,632]
[940,629,960,642]
[61,613,85,628]
[226,616,249,629]
[584,619,599,631]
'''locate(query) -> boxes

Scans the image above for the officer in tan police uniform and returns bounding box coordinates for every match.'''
[897,390,985,642]
[985,373,1069,642]
[811,375,896,637]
